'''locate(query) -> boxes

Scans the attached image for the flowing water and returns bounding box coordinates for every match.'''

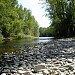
[0,37,54,54]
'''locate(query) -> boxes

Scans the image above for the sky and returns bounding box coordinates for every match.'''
[18,0,50,28]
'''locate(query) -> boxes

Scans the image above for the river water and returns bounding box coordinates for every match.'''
[0,37,53,54]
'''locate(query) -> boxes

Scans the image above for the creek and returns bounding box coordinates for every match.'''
[0,37,54,53]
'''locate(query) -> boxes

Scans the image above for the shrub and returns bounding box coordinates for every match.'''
[17,33,25,39]
[0,33,3,40]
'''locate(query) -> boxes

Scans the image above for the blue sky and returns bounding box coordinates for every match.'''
[18,0,50,27]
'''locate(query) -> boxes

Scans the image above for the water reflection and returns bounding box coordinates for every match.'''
[0,37,53,53]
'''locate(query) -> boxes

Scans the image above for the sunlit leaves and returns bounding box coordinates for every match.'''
[0,0,39,38]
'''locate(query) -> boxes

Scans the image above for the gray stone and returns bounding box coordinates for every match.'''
[34,63,46,72]
[59,67,65,72]
[65,65,74,71]
[10,70,17,73]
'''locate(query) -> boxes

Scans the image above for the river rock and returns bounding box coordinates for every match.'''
[46,59,51,62]
[18,67,24,70]
[60,72,65,75]
[1,38,75,75]
[34,63,46,72]
[35,72,43,75]
[10,69,17,73]
[73,70,75,74]
[12,73,20,75]
[42,69,49,75]
[65,65,74,71]
[64,71,70,75]
[17,70,26,74]
[67,58,73,63]
[1,73,6,75]
[24,71,34,75]
[59,67,65,72]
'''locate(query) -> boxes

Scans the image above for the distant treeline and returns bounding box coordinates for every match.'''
[40,0,75,38]
[39,27,54,37]
[0,0,39,40]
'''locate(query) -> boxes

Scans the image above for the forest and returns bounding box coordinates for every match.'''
[0,0,39,40]
[40,0,75,38]
[0,0,75,40]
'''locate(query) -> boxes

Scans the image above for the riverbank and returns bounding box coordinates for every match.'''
[3,36,39,41]
[1,38,75,75]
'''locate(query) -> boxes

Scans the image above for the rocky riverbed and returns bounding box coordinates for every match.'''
[1,38,75,75]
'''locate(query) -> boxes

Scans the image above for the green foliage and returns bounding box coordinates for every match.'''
[39,26,55,37]
[16,33,25,39]
[0,0,39,39]
[0,30,3,40]
[39,27,47,37]
[0,33,3,40]
[41,0,75,38]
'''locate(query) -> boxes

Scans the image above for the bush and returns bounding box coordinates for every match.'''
[0,33,3,40]
[17,33,25,39]
[17,33,33,39]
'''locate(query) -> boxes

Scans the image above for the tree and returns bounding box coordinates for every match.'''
[0,0,39,39]
[41,0,75,38]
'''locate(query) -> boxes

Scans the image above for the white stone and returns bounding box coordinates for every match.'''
[54,71,59,75]
[35,72,43,75]
[18,67,23,70]
[24,71,34,75]
[69,48,73,50]
[60,72,65,75]
[67,58,73,63]
[73,70,75,74]
[70,71,74,75]
[12,73,20,75]
[1,73,6,75]
[34,63,46,72]
[53,67,58,70]
[52,58,56,62]
[64,71,69,75]
[46,59,51,62]
[35,73,43,75]
[17,70,26,74]
[59,67,65,72]
[42,69,49,75]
